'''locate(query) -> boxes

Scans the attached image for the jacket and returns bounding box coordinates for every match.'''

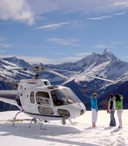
[116,95,123,110]
[90,95,98,111]
[108,97,116,112]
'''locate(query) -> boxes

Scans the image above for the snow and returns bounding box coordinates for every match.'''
[0,110,128,146]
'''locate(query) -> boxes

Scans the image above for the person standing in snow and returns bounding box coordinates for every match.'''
[116,94,123,128]
[107,93,116,127]
[90,93,98,127]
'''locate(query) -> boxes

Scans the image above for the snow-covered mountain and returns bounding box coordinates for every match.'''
[0,49,128,110]
[40,49,128,84]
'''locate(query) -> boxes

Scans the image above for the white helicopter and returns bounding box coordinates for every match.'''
[0,66,87,127]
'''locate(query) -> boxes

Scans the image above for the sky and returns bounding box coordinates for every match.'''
[0,110,127,146]
[0,0,128,64]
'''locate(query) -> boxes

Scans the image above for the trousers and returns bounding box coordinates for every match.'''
[92,109,98,123]
[109,111,116,126]
[117,109,123,128]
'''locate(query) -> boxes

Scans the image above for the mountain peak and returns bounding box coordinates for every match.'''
[102,49,117,61]
[104,48,109,53]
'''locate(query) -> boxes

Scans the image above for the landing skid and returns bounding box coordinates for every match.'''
[29,118,45,129]
[68,119,75,125]
[60,119,75,125]
[29,117,37,128]
[12,111,23,126]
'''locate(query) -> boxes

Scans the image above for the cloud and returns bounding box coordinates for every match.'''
[2,1,128,25]
[0,37,6,42]
[50,52,66,55]
[87,15,112,20]
[0,0,34,25]
[0,37,11,48]
[20,56,53,64]
[113,2,128,7]
[0,43,11,48]
[76,52,92,56]
[46,38,81,46]
[35,22,71,30]
[62,57,82,62]
[0,50,6,53]
[34,21,79,30]
[87,12,126,21]
[124,56,128,59]
[28,0,128,17]
[114,12,126,16]
[112,41,124,45]
[93,44,111,49]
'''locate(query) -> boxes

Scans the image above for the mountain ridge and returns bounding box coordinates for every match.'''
[0,49,128,110]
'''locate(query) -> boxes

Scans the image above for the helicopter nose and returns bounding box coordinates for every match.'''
[67,103,86,118]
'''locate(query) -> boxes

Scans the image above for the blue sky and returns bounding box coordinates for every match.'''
[0,0,128,64]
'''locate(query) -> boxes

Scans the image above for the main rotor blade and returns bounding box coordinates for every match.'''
[42,68,69,80]
[5,66,114,83]
[87,75,114,83]
[53,69,78,74]
[6,67,27,71]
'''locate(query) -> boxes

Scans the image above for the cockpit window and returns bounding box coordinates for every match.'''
[51,88,79,106]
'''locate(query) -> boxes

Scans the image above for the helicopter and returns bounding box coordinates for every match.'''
[0,66,87,127]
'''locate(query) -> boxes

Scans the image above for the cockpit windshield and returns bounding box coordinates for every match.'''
[51,88,80,106]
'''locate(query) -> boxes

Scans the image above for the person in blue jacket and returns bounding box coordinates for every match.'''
[90,93,98,127]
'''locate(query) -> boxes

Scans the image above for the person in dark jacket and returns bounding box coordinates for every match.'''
[90,93,98,127]
[107,93,116,126]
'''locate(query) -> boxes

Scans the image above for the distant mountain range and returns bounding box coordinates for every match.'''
[0,49,128,111]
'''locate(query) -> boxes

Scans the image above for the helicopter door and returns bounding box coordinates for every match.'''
[36,91,54,115]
